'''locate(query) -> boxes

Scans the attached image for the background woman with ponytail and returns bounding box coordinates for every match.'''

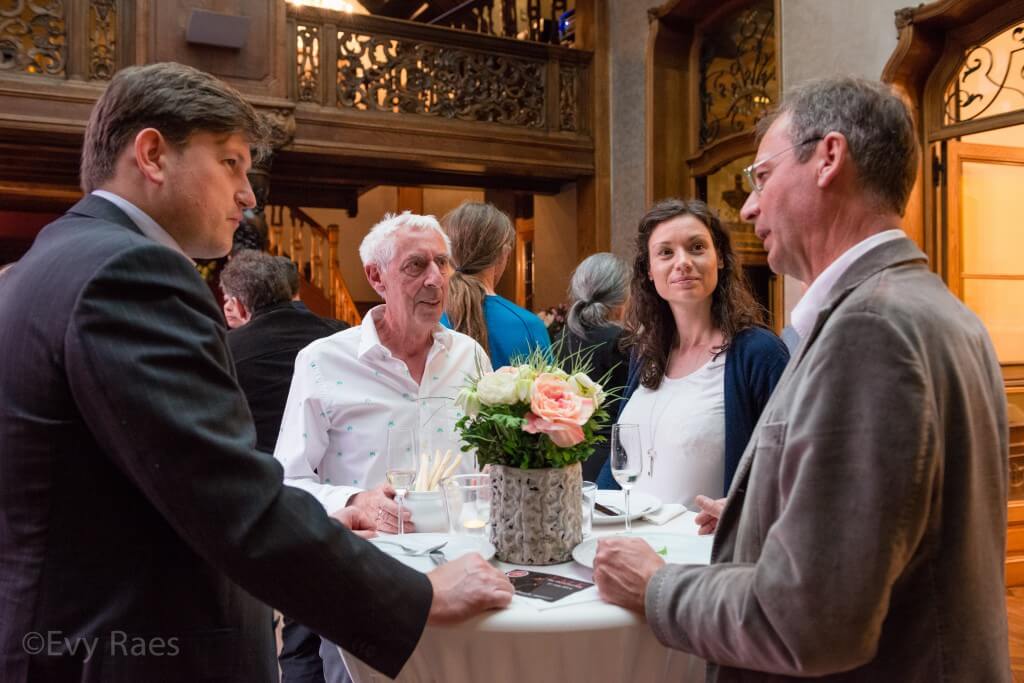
[441,201,550,368]
[556,253,631,480]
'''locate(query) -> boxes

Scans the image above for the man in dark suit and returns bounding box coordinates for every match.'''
[0,62,512,683]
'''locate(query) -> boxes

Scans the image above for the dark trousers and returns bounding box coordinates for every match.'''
[280,616,326,683]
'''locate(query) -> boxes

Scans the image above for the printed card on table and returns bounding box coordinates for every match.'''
[506,569,593,602]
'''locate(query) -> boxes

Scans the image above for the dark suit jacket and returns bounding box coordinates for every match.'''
[228,302,347,453]
[0,195,431,682]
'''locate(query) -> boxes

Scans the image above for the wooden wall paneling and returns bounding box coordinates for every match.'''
[647,14,692,202]
[1009,500,1024,587]
[573,0,610,260]
[142,0,285,98]
[397,187,424,214]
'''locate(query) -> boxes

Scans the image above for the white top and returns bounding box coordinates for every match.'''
[91,190,192,261]
[790,229,905,339]
[618,352,726,508]
[274,305,491,515]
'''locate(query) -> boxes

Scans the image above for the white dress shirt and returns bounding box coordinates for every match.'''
[274,305,492,515]
[91,190,192,261]
[790,229,905,340]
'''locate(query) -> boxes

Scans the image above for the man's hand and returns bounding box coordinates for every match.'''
[426,554,513,625]
[694,495,726,535]
[592,537,665,615]
[329,506,377,539]
[348,484,413,533]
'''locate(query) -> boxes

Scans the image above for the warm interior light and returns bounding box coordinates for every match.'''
[287,0,357,12]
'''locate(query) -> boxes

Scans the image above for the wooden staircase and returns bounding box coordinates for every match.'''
[267,206,361,327]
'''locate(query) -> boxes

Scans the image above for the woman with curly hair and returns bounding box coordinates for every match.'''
[597,198,789,509]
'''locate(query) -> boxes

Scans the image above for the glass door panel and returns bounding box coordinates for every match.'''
[947,141,1024,364]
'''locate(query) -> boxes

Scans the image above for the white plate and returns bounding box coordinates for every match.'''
[369,533,495,572]
[591,490,662,525]
[572,532,713,569]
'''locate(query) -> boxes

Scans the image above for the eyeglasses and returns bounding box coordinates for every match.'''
[742,136,823,194]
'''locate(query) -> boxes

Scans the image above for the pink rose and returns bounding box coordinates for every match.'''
[521,373,595,448]
[523,412,585,447]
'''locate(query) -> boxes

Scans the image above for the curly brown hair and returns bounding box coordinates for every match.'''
[624,198,767,390]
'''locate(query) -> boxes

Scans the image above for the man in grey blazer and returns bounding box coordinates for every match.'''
[0,62,512,682]
[593,78,1010,680]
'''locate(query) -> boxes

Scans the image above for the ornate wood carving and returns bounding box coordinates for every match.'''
[259,108,296,149]
[88,0,115,80]
[0,0,66,76]
[335,31,545,128]
[698,2,776,148]
[559,62,578,132]
[296,23,320,102]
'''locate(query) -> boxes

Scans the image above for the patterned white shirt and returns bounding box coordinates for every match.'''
[274,305,491,514]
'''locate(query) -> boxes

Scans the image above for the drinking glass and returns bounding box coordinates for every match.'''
[610,423,642,534]
[442,473,490,535]
[386,429,419,536]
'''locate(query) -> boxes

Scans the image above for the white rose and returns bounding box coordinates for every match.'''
[476,370,520,406]
[569,372,604,409]
[455,387,481,417]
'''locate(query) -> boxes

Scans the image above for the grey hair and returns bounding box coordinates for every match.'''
[759,76,918,216]
[220,249,292,313]
[358,211,451,268]
[566,252,629,338]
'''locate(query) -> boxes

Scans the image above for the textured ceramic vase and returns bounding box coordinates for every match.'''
[490,462,583,564]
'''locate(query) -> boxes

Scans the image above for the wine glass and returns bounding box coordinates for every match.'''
[610,423,642,534]
[386,429,419,536]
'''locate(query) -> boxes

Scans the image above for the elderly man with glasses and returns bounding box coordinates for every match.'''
[593,77,1009,681]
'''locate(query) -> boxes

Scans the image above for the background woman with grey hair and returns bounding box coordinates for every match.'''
[556,252,631,481]
[441,201,550,368]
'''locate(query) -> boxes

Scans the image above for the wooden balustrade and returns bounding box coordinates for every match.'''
[268,205,361,326]
[286,5,590,138]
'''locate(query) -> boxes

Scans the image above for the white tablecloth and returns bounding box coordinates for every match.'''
[341,513,710,683]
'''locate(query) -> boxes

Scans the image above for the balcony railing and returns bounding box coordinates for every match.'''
[287,5,590,137]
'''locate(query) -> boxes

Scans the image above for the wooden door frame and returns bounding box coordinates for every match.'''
[944,141,1024,299]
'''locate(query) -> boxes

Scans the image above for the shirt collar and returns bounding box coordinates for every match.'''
[356,304,453,360]
[91,190,192,262]
[790,229,905,339]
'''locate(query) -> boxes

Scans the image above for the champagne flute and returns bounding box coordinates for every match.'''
[386,429,418,536]
[610,423,642,534]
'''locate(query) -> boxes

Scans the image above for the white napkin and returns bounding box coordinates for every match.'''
[642,503,687,526]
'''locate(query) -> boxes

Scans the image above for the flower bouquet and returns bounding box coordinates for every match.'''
[454,351,611,563]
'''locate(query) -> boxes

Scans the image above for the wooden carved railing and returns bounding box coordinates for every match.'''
[268,206,361,326]
[288,5,590,136]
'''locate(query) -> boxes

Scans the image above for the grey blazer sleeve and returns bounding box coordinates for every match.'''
[644,311,935,676]
[63,243,430,678]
